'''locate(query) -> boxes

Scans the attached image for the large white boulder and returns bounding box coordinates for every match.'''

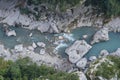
[6,30,16,37]
[91,28,109,44]
[76,58,87,69]
[65,40,92,63]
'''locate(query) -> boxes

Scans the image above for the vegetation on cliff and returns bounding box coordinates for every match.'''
[26,0,120,16]
[85,0,120,17]
[0,57,79,80]
[27,0,82,11]
[86,55,120,80]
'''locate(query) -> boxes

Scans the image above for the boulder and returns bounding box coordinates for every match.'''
[91,28,109,44]
[37,42,46,48]
[29,33,33,37]
[76,71,87,80]
[6,30,16,36]
[39,49,46,55]
[32,42,37,48]
[14,44,23,52]
[27,46,34,51]
[58,36,64,40]
[76,58,87,69]
[89,56,97,61]
[65,40,92,63]
[111,48,120,56]
[99,49,109,57]
[49,21,59,33]
[82,35,88,39]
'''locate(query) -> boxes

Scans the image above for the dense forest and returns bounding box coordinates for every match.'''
[0,58,79,80]
[27,0,120,16]
[85,0,120,17]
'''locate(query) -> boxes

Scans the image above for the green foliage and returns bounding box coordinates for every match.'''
[87,55,120,80]
[0,58,12,76]
[95,62,116,79]
[27,0,82,11]
[107,0,120,16]
[0,57,79,80]
[6,63,21,79]
[20,7,31,15]
[85,0,120,17]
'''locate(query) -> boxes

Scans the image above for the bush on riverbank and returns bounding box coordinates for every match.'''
[0,57,79,80]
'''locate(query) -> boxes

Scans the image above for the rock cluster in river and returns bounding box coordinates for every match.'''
[65,40,92,64]
[91,28,109,44]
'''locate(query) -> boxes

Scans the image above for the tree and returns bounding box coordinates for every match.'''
[7,63,21,79]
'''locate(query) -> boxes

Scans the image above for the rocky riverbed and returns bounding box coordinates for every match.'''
[0,0,120,80]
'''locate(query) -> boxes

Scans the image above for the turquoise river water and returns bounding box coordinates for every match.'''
[0,24,120,58]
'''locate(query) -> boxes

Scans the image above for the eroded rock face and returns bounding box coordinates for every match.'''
[65,40,92,63]
[91,28,109,44]
[105,18,120,32]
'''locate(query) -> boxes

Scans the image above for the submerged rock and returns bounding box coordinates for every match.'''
[65,40,92,63]
[91,28,109,44]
